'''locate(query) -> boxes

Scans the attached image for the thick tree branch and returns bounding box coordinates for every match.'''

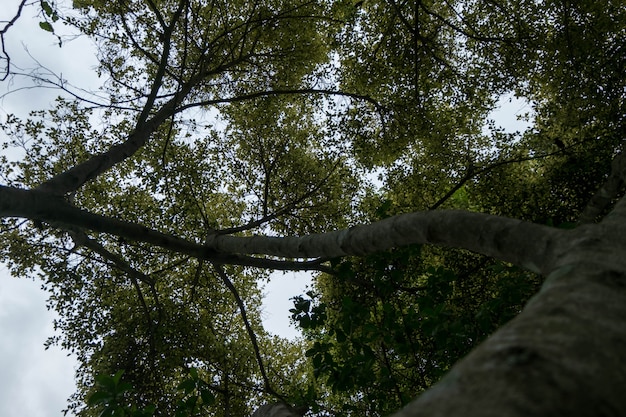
[0,185,331,272]
[34,83,193,195]
[0,185,562,275]
[208,210,563,274]
[390,221,626,417]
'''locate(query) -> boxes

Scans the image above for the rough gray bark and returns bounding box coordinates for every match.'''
[578,153,626,224]
[391,220,626,417]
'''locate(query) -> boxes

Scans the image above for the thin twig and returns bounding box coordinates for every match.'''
[0,0,28,81]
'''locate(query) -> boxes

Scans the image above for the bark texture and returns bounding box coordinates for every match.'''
[390,222,626,417]
[0,185,562,273]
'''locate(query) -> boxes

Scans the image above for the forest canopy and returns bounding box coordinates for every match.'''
[0,0,624,416]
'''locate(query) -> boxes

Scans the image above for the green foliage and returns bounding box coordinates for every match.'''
[174,368,216,417]
[1,0,624,415]
[87,371,155,417]
[86,368,218,417]
[37,0,62,45]
[294,249,542,415]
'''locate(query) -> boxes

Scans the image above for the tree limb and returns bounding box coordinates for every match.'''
[0,0,27,81]
[0,185,562,275]
[213,264,284,400]
[579,152,626,224]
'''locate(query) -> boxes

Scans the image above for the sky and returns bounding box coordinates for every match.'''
[0,4,88,417]
[0,2,531,417]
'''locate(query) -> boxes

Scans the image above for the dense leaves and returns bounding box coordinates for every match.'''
[292,243,542,415]
[0,0,624,415]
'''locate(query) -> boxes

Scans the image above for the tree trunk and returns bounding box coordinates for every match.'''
[391,219,626,417]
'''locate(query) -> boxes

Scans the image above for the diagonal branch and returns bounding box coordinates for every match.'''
[135,0,188,128]
[0,185,332,272]
[219,161,342,235]
[176,88,385,115]
[34,83,192,196]
[213,264,284,400]
[430,149,566,210]
[580,152,626,224]
[0,0,27,81]
[71,230,155,286]
[207,210,563,275]
[0,185,562,275]
[69,229,164,365]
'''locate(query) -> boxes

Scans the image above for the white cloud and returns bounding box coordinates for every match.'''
[0,3,99,416]
[262,271,312,339]
[0,268,76,417]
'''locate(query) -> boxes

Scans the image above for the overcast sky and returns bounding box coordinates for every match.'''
[0,2,530,416]
[0,4,86,417]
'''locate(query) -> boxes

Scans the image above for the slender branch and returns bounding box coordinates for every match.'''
[135,0,187,128]
[420,0,511,44]
[213,264,283,400]
[1,68,137,111]
[430,149,566,210]
[76,230,163,313]
[176,88,385,115]
[144,0,167,30]
[70,229,163,365]
[0,0,27,81]
[219,161,342,235]
[73,231,155,288]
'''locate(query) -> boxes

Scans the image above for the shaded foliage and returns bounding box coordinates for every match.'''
[0,0,624,415]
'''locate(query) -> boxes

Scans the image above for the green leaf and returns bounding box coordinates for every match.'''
[38,21,54,32]
[177,379,195,394]
[117,381,133,394]
[200,389,215,405]
[87,391,114,406]
[95,374,116,391]
[98,407,114,417]
[141,404,156,417]
[112,370,125,385]
[40,0,53,16]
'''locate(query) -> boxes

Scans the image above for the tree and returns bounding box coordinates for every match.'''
[0,0,624,416]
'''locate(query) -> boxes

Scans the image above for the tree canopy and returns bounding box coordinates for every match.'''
[0,0,625,416]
